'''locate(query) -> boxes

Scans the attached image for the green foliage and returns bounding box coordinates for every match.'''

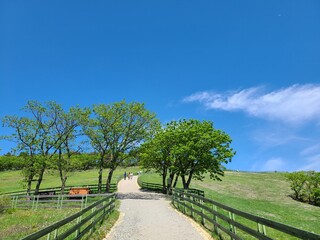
[139,119,235,190]
[0,155,25,171]
[82,100,160,192]
[286,171,320,206]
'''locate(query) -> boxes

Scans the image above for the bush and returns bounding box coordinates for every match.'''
[286,171,320,206]
[0,155,26,171]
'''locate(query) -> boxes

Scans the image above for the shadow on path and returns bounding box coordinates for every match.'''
[116,192,169,200]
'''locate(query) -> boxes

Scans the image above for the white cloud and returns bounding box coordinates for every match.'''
[261,158,286,171]
[300,143,320,156]
[298,154,320,171]
[299,144,320,171]
[183,84,320,124]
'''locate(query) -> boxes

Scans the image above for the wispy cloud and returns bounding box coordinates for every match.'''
[183,84,320,124]
[298,154,320,171]
[299,144,320,171]
[261,158,286,171]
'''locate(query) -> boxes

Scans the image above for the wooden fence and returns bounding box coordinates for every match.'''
[172,189,320,240]
[138,181,205,197]
[10,193,112,210]
[21,194,116,240]
[1,183,117,197]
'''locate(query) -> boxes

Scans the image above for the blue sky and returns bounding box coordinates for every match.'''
[1,1,320,171]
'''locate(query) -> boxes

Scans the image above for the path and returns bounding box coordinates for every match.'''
[105,176,212,240]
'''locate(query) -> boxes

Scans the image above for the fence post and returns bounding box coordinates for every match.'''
[90,207,95,234]
[32,195,36,210]
[228,211,235,240]
[84,195,88,209]
[257,223,267,236]
[60,195,64,210]
[15,195,18,208]
[11,196,15,209]
[183,192,186,214]
[56,195,59,209]
[35,195,40,210]
[191,196,194,218]
[200,198,205,225]
[81,195,85,210]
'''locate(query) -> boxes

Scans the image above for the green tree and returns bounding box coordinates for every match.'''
[2,101,86,195]
[52,106,90,193]
[139,128,175,193]
[82,100,159,192]
[286,171,308,200]
[139,119,235,190]
[1,116,40,194]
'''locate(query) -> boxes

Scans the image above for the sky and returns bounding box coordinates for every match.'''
[1,1,320,172]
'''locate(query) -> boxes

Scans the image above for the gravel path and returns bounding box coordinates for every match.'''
[105,176,212,240]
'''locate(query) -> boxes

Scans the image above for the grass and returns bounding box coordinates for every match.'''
[0,208,79,239]
[0,167,141,194]
[139,171,320,238]
[0,167,136,239]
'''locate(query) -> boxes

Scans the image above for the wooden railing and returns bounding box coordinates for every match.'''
[10,193,111,210]
[21,194,116,240]
[138,180,205,197]
[172,189,320,240]
[1,183,117,196]
[139,181,165,192]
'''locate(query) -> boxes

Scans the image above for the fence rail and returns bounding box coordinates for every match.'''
[10,193,113,210]
[139,180,205,197]
[172,189,320,240]
[21,193,116,240]
[1,183,117,197]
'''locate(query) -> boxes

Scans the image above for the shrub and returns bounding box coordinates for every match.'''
[286,171,320,206]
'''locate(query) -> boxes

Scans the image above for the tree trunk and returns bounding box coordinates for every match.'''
[58,149,68,194]
[162,165,167,194]
[185,171,194,189]
[181,175,188,189]
[162,173,167,194]
[58,165,67,194]
[98,165,103,193]
[26,173,34,195]
[34,165,46,195]
[105,168,114,193]
[173,173,179,188]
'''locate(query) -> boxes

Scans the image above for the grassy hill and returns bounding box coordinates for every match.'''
[0,167,140,193]
[139,171,320,236]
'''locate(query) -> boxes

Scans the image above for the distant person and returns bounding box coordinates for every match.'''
[130,172,134,179]
[124,171,127,180]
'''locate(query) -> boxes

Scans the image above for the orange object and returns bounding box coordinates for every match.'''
[69,187,90,195]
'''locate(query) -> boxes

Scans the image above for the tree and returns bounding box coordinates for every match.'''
[139,119,235,190]
[2,101,86,195]
[82,100,160,192]
[286,171,308,200]
[1,116,40,194]
[139,128,175,193]
[52,106,89,193]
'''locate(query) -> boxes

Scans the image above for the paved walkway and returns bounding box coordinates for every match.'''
[105,176,212,240]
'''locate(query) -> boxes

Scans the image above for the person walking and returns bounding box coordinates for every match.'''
[124,171,127,180]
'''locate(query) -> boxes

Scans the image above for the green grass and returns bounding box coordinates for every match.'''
[0,208,79,239]
[0,167,134,239]
[0,200,120,240]
[0,167,141,194]
[139,171,320,238]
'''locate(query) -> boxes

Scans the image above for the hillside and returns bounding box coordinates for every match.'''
[140,171,320,235]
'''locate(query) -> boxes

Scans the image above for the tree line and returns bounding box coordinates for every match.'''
[1,100,235,195]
